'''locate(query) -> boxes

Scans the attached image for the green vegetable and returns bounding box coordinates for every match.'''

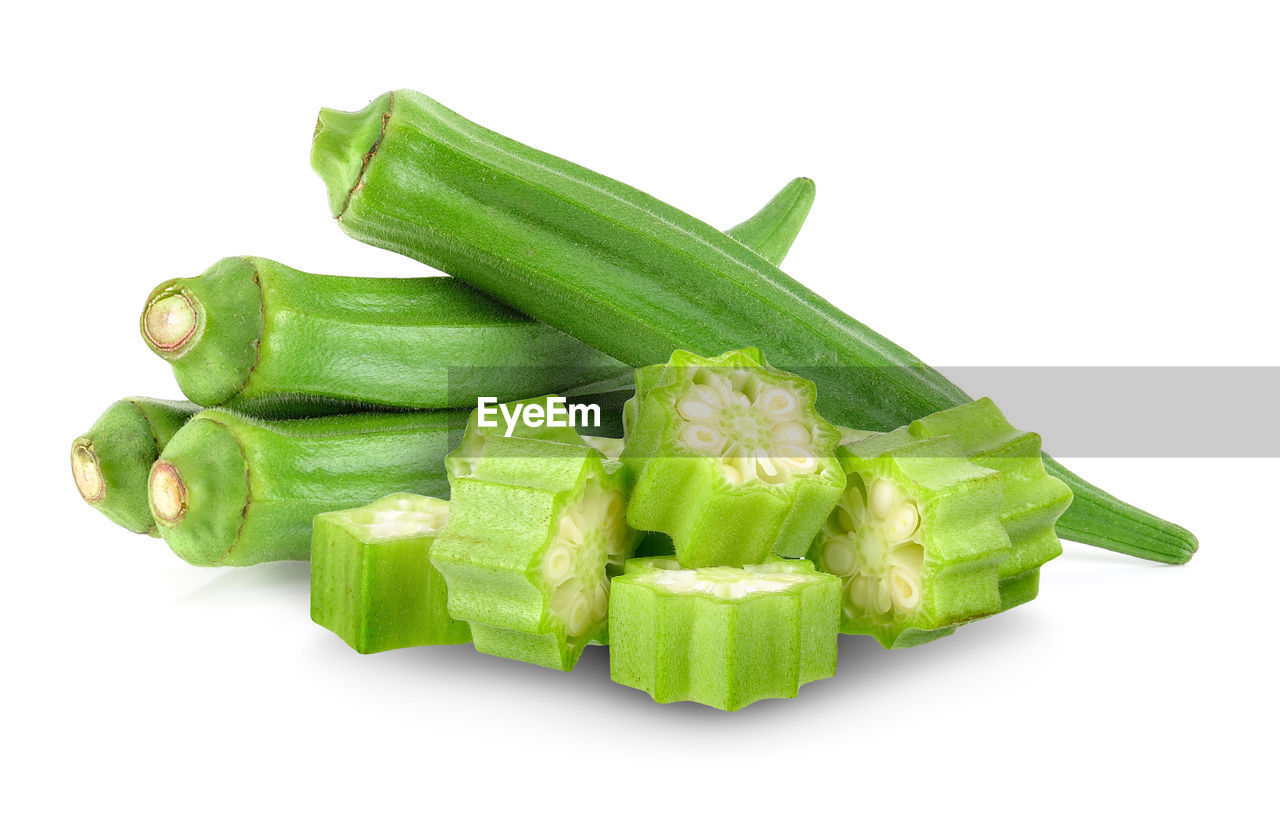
[311,493,469,653]
[139,257,626,416]
[609,555,840,711]
[430,430,640,671]
[621,348,845,567]
[311,89,1196,565]
[71,397,199,535]
[907,399,1072,610]
[139,176,810,418]
[148,408,467,566]
[809,430,1010,648]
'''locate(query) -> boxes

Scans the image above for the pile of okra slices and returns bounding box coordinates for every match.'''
[71,89,1195,711]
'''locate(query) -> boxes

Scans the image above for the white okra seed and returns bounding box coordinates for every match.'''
[677,397,717,422]
[821,537,858,577]
[869,478,897,520]
[886,501,920,543]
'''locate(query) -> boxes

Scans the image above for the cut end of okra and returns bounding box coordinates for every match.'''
[72,398,200,535]
[908,398,1073,585]
[148,461,188,525]
[71,440,105,504]
[139,258,265,407]
[810,434,1011,649]
[311,493,470,654]
[621,348,844,567]
[609,555,841,711]
[141,290,200,354]
[432,434,640,671]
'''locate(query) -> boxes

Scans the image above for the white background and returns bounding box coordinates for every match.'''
[3,2,1277,820]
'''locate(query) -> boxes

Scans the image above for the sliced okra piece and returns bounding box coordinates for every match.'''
[431,435,640,671]
[809,431,1011,648]
[311,494,469,653]
[621,348,845,567]
[71,397,200,535]
[908,398,1073,610]
[609,555,840,711]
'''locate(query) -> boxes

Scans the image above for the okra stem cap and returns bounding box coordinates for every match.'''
[148,461,187,524]
[70,439,105,504]
[142,291,199,354]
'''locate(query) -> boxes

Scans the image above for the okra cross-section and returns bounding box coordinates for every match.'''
[431,434,641,671]
[609,556,840,711]
[311,494,470,653]
[908,399,1073,610]
[621,348,845,567]
[809,432,1011,648]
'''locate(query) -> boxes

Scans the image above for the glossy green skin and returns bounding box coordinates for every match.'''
[908,398,1073,610]
[810,432,1011,649]
[72,397,199,535]
[310,494,469,653]
[621,349,845,567]
[152,409,467,566]
[312,89,1196,565]
[141,256,629,416]
[431,436,640,671]
[609,556,840,711]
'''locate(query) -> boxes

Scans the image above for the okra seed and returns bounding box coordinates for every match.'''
[886,502,920,543]
[755,386,798,420]
[567,595,592,636]
[542,540,575,585]
[679,423,725,453]
[889,567,922,611]
[821,538,857,577]
[869,478,897,520]
[71,442,105,504]
[772,421,811,445]
[143,292,199,352]
[677,398,716,422]
[148,461,187,524]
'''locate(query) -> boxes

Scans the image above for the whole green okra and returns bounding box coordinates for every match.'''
[139,181,814,417]
[71,397,199,535]
[149,409,468,566]
[311,89,1196,565]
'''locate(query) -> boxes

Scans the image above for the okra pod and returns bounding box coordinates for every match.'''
[149,408,467,566]
[71,397,199,535]
[312,89,1196,564]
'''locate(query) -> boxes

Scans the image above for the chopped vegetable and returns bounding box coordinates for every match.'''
[609,555,840,710]
[431,430,640,671]
[621,348,845,567]
[810,431,1010,648]
[311,493,469,653]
